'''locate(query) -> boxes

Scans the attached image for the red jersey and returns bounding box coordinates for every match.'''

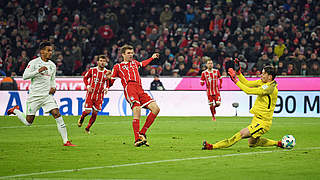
[83,67,110,101]
[111,60,143,88]
[200,69,221,95]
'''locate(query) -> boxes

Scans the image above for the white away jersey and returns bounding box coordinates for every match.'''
[23,57,56,101]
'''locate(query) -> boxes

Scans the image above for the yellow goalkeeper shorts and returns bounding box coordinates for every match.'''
[248,115,272,138]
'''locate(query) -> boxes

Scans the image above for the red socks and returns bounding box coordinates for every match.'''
[81,111,90,120]
[133,112,157,141]
[86,111,98,130]
[133,119,140,141]
[140,112,157,135]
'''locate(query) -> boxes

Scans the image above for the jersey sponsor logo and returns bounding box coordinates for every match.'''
[262,85,268,89]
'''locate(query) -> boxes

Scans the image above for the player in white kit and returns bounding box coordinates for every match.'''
[7,41,76,147]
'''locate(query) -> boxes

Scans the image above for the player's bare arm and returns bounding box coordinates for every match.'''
[106,70,112,79]
[103,88,109,94]
[38,66,48,73]
[87,86,93,93]
[49,88,56,95]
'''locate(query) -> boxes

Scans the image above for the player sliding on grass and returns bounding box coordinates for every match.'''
[109,44,160,147]
[200,57,222,121]
[77,55,111,134]
[7,41,76,147]
[203,60,282,150]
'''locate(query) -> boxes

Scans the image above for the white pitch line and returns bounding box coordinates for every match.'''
[1,147,319,179]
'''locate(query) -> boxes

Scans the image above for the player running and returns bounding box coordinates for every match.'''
[203,60,282,150]
[200,57,222,121]
[77,55,111,134]
[7,41,76,147]
[109,44,160,147]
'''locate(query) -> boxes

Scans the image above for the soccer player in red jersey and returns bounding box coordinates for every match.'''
[200,58,222,121]
[77,55,111,133]
[109,44,160,147]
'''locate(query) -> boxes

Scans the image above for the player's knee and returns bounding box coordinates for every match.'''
[52,111,61,118]
[240,128,251,139]
[248,137,258,147]
[215,103,221,107]
[248,143,256,147]
[26,117,34,125]
[92,110,98,115]
[152,105,160,115]
[248,140,257,147]
[132,103,141,110]
[240,131,248,139]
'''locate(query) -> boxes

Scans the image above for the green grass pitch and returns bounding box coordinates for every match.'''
[0,116,320,179]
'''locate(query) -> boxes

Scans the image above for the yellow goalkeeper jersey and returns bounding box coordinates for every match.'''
[236,74,278,123]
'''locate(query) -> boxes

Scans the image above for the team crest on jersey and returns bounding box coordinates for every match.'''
[130,97,134,100]
[122,65,129,70]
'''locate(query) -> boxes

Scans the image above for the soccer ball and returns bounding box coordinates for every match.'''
[281,135,296,149]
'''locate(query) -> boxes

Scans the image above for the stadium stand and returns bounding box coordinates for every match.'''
[0,0,319,77]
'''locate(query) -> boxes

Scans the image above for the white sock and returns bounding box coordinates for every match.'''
[13,109,31,126]
[55,116,68,144]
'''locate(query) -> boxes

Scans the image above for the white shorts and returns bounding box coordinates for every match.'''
[26,95,58,115]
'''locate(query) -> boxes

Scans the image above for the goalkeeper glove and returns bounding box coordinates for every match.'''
[234,58,241,75]
[228,68,238,83]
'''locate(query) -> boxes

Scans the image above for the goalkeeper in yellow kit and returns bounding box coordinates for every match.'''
[202,59,282,150]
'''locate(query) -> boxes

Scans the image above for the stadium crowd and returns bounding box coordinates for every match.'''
[0,0,320,77]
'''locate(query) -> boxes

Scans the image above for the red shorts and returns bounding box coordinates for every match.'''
[84,97,103,111]
[207,93,221,105]
[125,82,154,109]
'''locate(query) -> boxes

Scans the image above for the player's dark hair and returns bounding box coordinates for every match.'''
[120,44,134,54]
[206,58,213,63]
[39,41,52,50]
[98,55,107,60]
[263,65,277,80]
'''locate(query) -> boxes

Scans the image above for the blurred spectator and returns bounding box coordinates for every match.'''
[248,65,261,76]
[172,6,185,25]
[274,39,286,58]
[160,5,172,25]
[0,73,18,90]
[300,62,308,76]
[186,63,200,76]
[256,53,271,71]
[0,0,319,77]
[276,61,286,75]
[172,69,180,77]
[286,63,299,75]
[308,62,320,75]
[150,74,165,90]
[162,63,172,76]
